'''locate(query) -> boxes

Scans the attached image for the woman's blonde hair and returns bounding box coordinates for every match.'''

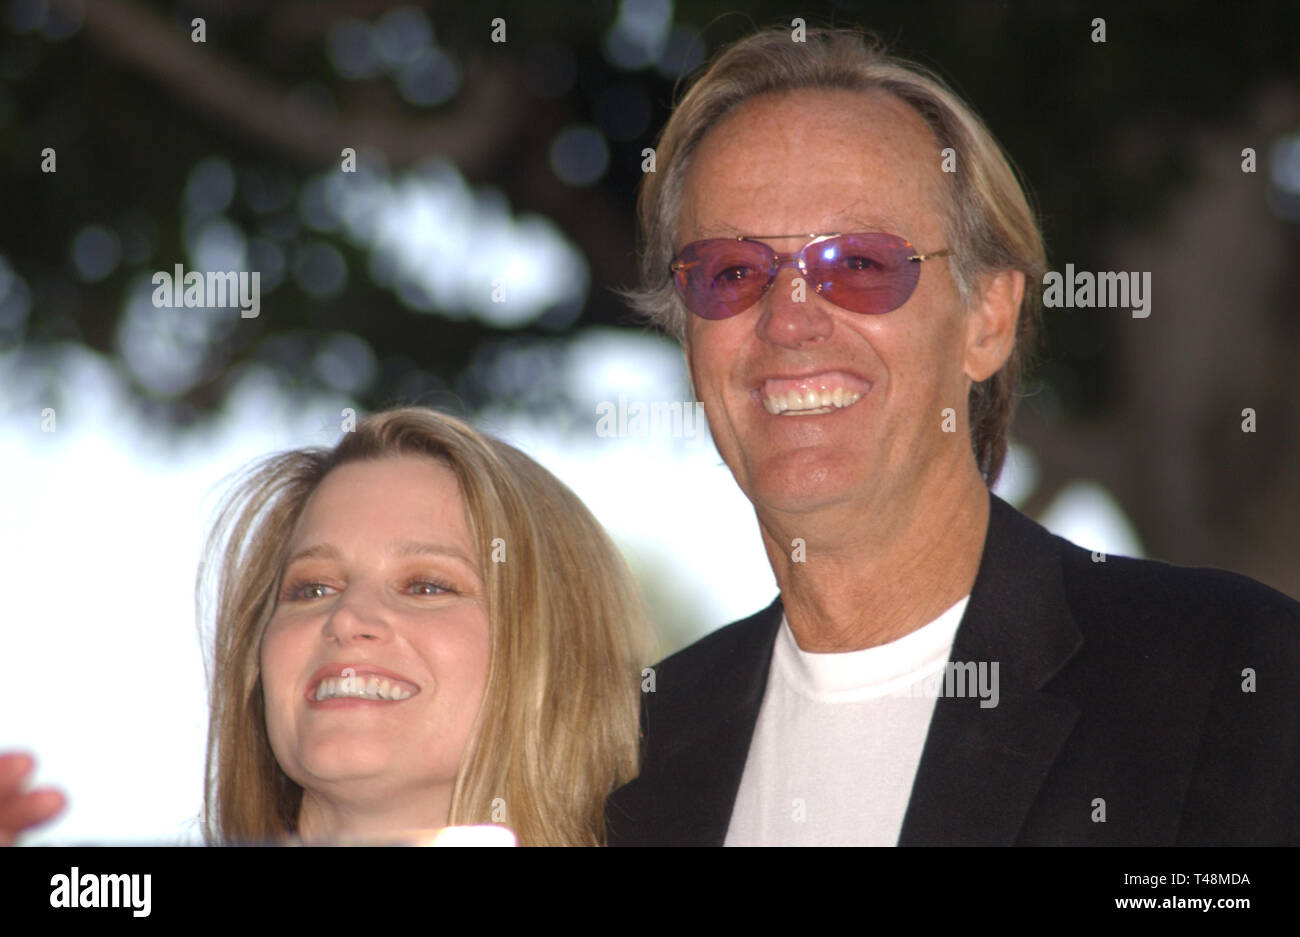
[624,25,1047,484]
[199,407,649,845]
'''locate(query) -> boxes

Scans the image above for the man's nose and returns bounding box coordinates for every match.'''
[755,259,833,348]
[322,585,392,644]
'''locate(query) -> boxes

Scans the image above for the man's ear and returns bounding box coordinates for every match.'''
[964,269,1025,383]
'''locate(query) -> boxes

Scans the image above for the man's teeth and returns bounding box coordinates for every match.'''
[763,387,864,415]
[313,676,414,702]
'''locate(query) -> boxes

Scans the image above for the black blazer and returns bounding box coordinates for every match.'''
[606,493,1300,845]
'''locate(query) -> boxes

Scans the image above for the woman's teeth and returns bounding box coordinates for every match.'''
[313,675,414,702]
[763,386,864,415]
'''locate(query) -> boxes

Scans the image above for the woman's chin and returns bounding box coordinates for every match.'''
[299,825,518,847]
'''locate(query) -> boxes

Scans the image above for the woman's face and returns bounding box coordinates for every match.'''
[260,455,491,826]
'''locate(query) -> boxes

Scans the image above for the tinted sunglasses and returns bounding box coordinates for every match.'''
[669,232,953,320]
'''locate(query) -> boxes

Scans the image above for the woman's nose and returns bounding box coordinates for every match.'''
[321,585,392,644]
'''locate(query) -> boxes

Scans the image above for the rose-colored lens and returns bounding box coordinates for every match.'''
[670,233,928,319]
[808,234,920,315]
[671,239,775,320]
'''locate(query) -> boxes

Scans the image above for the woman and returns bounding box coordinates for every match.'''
[5,407,650,846]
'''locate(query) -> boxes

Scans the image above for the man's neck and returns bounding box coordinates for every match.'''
[759,459,991,652]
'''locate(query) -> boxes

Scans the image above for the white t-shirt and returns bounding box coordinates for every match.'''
[724,595,970,846]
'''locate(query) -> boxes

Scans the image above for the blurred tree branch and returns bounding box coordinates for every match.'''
[70,0,526,171]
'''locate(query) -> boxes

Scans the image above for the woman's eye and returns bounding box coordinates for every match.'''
[284,581,331,601]
[280,578,453,601]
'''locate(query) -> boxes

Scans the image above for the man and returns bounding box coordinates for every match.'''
[606,27,1299,845]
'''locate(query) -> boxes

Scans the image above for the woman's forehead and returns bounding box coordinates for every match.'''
[291,457,470,544]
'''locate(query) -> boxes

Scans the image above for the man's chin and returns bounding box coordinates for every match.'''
[741,457,874,516]
[746,478,867,518]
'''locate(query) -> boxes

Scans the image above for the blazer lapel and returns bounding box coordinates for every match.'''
[898,493,1083,845]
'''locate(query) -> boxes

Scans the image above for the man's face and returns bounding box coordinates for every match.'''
[680,88,983,519]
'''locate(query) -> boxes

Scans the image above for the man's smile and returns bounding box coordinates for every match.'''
[752,370,873,416]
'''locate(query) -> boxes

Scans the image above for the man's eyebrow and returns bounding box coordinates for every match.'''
[694,222,747,239]
[692,214,911,240]
[283,540,478,568]
[838,213,910,234]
